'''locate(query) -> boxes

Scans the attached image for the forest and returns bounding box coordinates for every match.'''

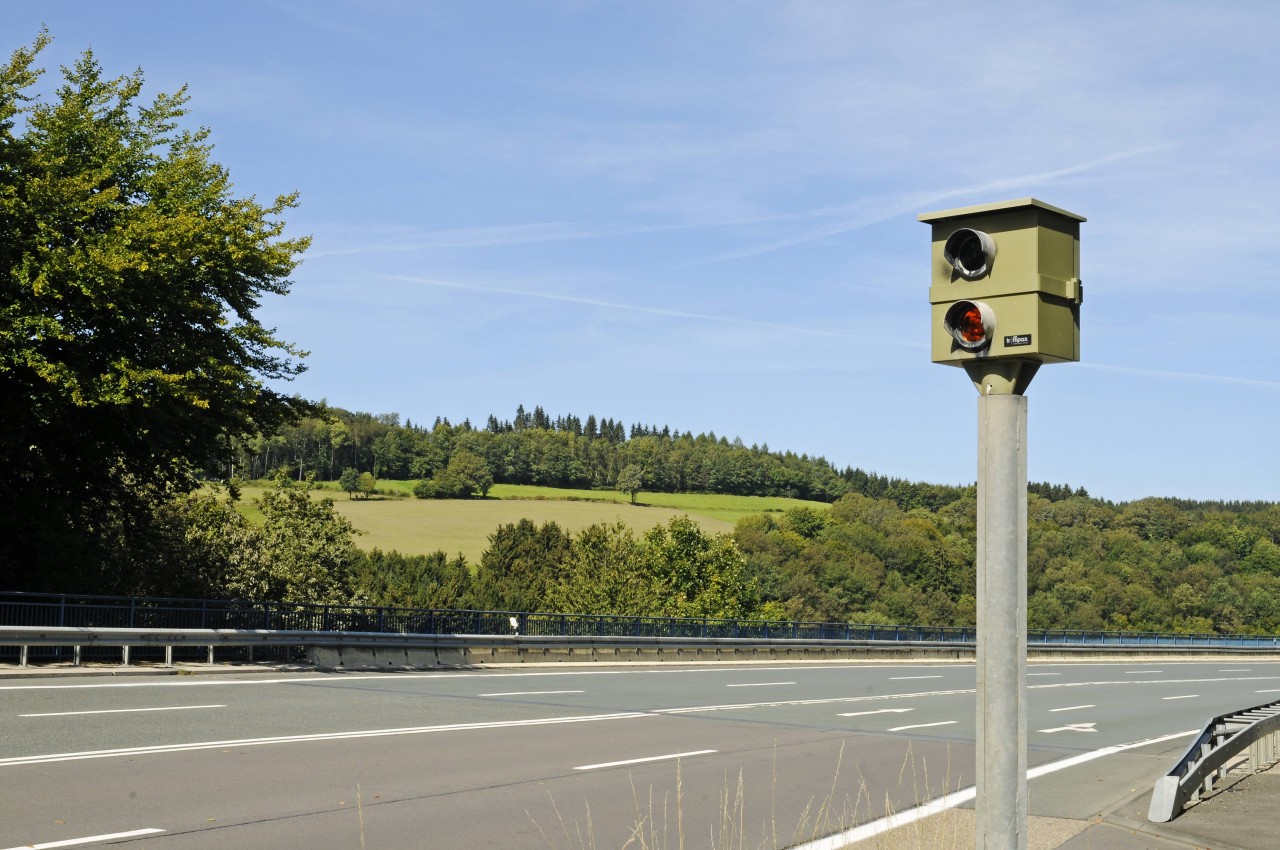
[95,454,1280,637]
[231,403,1022,509]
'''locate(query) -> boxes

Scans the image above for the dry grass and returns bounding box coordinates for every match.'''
[525,744,1007,850]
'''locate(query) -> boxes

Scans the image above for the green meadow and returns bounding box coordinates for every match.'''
[235,483,828,564]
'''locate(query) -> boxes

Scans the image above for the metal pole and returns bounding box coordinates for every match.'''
[975,393,1028,850]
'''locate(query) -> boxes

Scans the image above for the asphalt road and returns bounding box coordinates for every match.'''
[3,659,1279,849]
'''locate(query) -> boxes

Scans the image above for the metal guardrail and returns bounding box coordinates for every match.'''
[0,625,972,668]
[4,591,1280,649]
[1149,698,1280,822]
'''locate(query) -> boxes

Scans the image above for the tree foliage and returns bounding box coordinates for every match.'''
[0,34,311,589]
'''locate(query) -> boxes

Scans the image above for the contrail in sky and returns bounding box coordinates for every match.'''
[696,144,1173,265]
[1079,362,1280,389]
[312,145,1171,261]
[380,273,919,346]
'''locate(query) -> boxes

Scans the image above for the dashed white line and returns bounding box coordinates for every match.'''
[478,690,584,697]
[1048,704,1095,713]
[1162,695,1199,700]
[890,675,942,680]
[574,750,717,771]
[725,682,795,688]
[1,828,165,849]
[887,720,957,732]
[838,709,913,718]
[1220,669,1250,672]
[1027,673,1060,677]
[19,705,225,718]
[1126,670,1162,674]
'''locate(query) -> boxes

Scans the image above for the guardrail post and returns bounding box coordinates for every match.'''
[19,645,27,667]
[164,646,173,667]
[207,645,215,664]
[74,645,81,666]
[122,646,130,666]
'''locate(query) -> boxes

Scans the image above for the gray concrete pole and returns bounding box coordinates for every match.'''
[975,393,1029,850]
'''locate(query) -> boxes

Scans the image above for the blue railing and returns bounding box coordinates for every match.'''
[2,591,1279,649]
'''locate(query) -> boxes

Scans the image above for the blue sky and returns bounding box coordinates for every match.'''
[9,2,1279,503]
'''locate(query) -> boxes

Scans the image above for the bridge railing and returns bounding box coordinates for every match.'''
[3,591,1279,660]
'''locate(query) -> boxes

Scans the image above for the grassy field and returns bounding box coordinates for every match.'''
[233,483,827,564]
[234,483,827,563]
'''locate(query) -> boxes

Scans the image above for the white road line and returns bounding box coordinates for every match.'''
[574,750,717,771]
[1,828,165,849]
[19,705,225,718]
[0,712,655,768]
[1257,689,1280,693]
[478,690,584,697]
[789,729,1197,850]
[838,709,913,718]
[1048,704,1095,712]
[1125,670,1162,674]
[655,688,977,715]
[1027,673,1060,677]
[1163,695,1199,700]
[725,682,795,688]
[887,721,957,732]
[889,675,942,680]
[1220,669,1250,672]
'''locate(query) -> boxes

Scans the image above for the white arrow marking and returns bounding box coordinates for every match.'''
[838,708,914,718]
[1039,722,1097,734]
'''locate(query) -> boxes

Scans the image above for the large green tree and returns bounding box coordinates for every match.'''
[0,34,311,590]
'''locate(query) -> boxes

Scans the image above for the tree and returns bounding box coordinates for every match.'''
[253,480,359,603]
[0,34,312,590]
[357,471,377,500]
[470,519,571,611]
[338,468,360,499]
[616,464,645,505]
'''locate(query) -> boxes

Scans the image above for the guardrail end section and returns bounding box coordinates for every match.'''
[1148,775,1180,823]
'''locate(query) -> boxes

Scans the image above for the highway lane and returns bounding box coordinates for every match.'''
[3,660,1279,848]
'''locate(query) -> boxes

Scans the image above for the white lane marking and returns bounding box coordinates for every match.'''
[890,675,942,680]
[656,688,977,715]
[1,828,165,849]
[0,669,1251,769]
[1125,670,1162,674]
[725,682,795,688]
[887,721,956,732]
[789,729,1197,850]
[1048,704,1095,712]
[838,709,913,718]
[478,690,584,697]
[574,749,717,771]
[20,705,225,718]
[1030,675,1280,690]
[1220,669,1250,672]
[1163,695,1199,700]
[1039,722,1097,734]
[0,712,655,768]
[1027,673,1060,677]
[1257,689,1280,693]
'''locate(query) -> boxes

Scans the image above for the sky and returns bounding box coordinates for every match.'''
[7,2,1280,504]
